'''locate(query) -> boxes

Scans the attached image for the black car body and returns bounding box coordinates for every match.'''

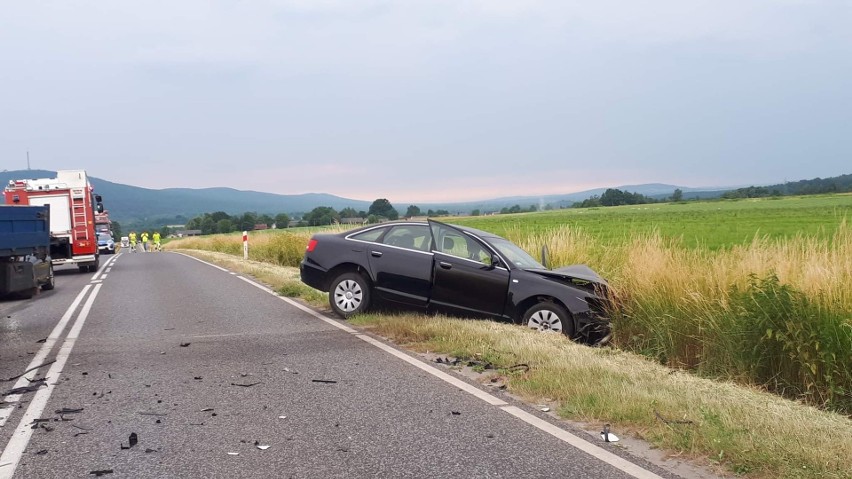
[300,220,611,344]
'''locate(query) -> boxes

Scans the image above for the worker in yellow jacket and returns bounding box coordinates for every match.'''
[152,231,162,252]
[128,232,137,253]
[141,232,149,252]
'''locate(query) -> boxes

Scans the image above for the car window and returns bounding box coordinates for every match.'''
[349,227,385,243]
[98,233,112,241]
[430,223,491,264]
[382,225,431,252]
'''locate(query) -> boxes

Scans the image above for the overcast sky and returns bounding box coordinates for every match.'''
[1,1,850,203]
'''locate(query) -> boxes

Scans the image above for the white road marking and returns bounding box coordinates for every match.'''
[100,274,108,279]
[178,253,230,272]
[190,255,664,479]
[0,284,102,479]
[0,286,92,425]
[355,334,507,406]
[501,406,663,479]
[89,254,119,281]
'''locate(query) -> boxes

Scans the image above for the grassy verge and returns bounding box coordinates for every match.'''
[172,248,851,479]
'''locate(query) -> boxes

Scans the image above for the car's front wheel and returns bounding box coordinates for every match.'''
[523,302,574,337]
[329,272,371,318]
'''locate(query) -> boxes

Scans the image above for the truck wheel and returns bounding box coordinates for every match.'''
[41,264,55,290]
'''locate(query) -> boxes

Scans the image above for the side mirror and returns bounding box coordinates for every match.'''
[489,253,500,269]
[96,203,104,213]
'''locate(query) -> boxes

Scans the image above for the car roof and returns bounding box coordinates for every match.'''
[342,220,503,241]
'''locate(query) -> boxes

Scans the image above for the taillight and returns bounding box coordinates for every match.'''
[306,238,318,252]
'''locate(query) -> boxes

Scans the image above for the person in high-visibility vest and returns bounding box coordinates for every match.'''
[141,232,149,252]
[152,231,162,252]
[128,232,137,253]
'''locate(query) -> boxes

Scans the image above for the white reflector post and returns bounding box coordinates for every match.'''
[243,231,249,260]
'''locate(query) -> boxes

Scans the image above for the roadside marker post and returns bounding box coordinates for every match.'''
[243,231,248,260]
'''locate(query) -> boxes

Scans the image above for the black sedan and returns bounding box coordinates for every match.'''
[300,220,611,344]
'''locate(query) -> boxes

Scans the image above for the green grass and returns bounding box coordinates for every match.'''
[453,194,852,250]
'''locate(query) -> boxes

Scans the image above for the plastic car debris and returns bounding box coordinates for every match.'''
[129,432,138,447]
[89,469,113,477]
[600,424,619,442]
[311,379,337,384]
[35,449,48,455]
[2,383,46,395]
[55,407,84,414]
[180,343,190,347]
[230,382,261,387]
[256,444,270,450]
[4,359,56,382]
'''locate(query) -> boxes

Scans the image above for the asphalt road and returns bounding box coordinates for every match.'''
[1,252,680,478]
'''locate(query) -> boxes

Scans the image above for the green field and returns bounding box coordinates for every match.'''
[451,194,852,250]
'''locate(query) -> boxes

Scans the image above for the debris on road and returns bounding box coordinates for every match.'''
[451,411,461,416]
[311,379,337,384]
[36,337,47,343]
[600,424,619,443]
[180,343,190,347]
[145,448,158,454]
[283,367,298,374]
[193,376,202,380]
[4,359,56,382]
[89,469,114,477]
[227,452,239,456]
[35,449,48,455]
[56,407,84,414]
[540,407,551,412]
[256,444,270,450]
[129,432,138,448]
[200,408,214,412]
[231,382,261,387]
[3,383,46,395]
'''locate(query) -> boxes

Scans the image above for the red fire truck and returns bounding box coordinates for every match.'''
[4,170,104,272]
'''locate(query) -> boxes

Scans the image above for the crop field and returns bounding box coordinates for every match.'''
[453,194,852,250]
[168,194,852,413]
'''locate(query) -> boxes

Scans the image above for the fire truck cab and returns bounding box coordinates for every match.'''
[4,170,104,272]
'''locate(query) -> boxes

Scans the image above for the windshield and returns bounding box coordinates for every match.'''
[487,238,545,269]
[98,233,113,242]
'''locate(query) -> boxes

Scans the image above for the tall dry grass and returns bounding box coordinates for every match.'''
[512,221,852,412]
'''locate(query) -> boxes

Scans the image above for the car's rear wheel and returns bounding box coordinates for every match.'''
[329,272,371,318]
[523,302,574,337]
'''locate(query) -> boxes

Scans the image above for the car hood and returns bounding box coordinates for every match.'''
[525,264,608,287]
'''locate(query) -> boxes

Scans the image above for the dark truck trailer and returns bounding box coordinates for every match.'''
[0,205,55,298]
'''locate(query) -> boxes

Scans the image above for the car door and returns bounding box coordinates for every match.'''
[360,224,434,307]
[428,221,510,316]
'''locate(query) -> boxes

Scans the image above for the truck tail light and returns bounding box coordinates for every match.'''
[306,238,318,252]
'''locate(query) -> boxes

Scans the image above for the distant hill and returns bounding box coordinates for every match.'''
[0,169,757,227]
[0,169,373,225]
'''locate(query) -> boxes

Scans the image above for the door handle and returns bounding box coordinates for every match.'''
[439,261,452,269]
[371,251,383,257]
